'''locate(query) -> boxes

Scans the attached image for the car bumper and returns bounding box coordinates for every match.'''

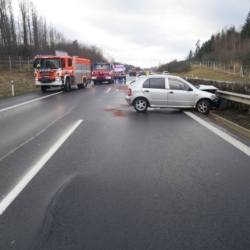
[92,76,111,80]
[212,98,220,108]
[125,96,132,105]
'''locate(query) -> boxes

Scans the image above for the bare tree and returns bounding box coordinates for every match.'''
[0,0,12,54]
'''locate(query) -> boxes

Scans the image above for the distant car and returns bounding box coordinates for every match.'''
[163,71,169,74]
[137,71,146,77]
[125,75,218,114]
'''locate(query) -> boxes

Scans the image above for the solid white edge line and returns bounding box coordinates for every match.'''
[0,119,83,215]
[184,111,250,157]
[0,91,63,113]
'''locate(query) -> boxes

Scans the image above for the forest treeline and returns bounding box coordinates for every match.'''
[0,0,106,62]
[158,11,250,73]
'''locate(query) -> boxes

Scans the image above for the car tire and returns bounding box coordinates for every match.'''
[197,99,211,114]
[134,98,148,112]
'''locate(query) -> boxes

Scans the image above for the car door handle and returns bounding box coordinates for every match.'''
[169,91,174,94]
[144,90,150,92]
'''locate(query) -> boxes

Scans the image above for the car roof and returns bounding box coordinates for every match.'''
[139,74,181,80]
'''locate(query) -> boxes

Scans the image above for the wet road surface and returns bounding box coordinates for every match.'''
[1,77,250,250]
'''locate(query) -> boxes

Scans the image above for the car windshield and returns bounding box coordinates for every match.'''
[181,78,197,89]
[35,58,60,69]
[93,63,111,70]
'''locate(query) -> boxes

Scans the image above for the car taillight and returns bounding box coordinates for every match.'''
[128,88,132,96]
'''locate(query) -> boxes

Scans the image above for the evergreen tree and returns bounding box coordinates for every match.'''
[241,11,250,40]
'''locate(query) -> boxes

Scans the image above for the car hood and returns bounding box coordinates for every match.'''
[197,85,218,93]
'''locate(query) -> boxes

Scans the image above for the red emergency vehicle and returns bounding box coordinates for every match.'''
[114,64,126,82]
[91,62,114,84]
[34,51,91,92]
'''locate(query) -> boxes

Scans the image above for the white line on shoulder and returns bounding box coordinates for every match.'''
[184,111,250,157]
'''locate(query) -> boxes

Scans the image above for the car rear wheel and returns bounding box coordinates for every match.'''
[197,99,211,114]
[134,98,148,112]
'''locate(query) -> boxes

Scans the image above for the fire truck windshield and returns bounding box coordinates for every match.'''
[35,58,60,69]
[92,63,111,70]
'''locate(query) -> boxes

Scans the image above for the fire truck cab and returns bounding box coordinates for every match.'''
[34,51,91,92]
[91,62,114,84]
[114,64,126,82]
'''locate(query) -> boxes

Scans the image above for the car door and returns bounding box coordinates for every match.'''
[166,78,195,107]
[142,78,167,106]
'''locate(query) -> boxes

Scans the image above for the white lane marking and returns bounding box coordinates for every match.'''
[184,111,250,157]
[0,107,75,162]
[0,91,63,113]
[0,120,83,215]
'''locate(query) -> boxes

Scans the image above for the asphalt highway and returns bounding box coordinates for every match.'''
[0,76,250,250]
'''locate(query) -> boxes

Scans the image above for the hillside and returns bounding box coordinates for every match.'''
[0,71,38,99]
[172,66,250,84]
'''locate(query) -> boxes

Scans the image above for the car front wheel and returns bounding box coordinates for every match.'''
[197,99,211,114]
[134,98,148,112]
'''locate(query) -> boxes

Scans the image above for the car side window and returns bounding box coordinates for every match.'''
[168,78,189,90]
[149,78,165,89]
[143,79,149,88]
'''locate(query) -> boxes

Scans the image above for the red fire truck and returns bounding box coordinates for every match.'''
[34,51,91,92]
[91,62,114,84]
[114,64,126,82]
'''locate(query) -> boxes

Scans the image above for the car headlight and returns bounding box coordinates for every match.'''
[211,94,217,100]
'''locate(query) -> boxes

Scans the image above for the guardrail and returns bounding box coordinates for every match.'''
[216,90,250,105]
[216,90,250,114]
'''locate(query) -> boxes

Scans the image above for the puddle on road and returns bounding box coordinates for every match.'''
[105,105,130,117]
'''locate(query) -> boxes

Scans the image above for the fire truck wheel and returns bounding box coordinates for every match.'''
[64,78,70,92]
[83,79,87,88]
[41,86,47,92]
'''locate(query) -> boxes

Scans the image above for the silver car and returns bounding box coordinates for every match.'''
[125,75,218,114]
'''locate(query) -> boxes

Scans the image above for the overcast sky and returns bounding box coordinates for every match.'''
[13,0,250,68]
